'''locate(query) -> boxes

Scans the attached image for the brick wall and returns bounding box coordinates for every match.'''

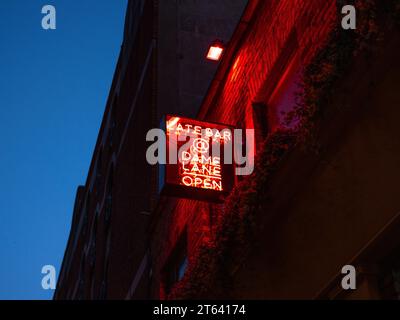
[150,0,337,299]
[150,199,211,298]
[204,0,336,129]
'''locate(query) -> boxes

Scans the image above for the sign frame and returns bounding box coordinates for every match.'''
[158,114,235,203]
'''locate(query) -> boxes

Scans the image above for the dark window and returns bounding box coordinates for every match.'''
[109,96,118,150]
[95,150,103,196]
[163,232,188,294]
[267,64,301,131]
[99,258,110,300]
[76,278,85,300]
[379,251,400,299]
[177,256,188,281]
[98,280,108,300]
[81,193,90,237]
[88,212,98,270]
[104,170,113,226]
[262,29,301,132]
[77,257,86,300]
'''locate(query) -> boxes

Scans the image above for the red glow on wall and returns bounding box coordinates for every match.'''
[200,0,337,128]
[161,115,234,201]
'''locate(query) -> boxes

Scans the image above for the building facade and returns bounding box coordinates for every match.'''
[54,0,247,300]
[56,0,400,300]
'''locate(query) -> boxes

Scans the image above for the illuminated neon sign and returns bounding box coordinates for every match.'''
[160,115,234,202]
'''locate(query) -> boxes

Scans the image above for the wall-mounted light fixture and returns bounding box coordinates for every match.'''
[206,40,224,61]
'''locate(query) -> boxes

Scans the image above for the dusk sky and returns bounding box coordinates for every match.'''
[0,1,127,299]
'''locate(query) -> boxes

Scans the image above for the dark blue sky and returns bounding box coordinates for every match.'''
[0,1,127,299]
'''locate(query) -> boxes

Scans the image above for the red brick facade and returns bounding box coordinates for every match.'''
[200,0,336,128]
[149,0,338,299]
[56,0,400,300]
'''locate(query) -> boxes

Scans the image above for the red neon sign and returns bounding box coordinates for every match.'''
[161,115,234,201]
[180,138,223,191]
